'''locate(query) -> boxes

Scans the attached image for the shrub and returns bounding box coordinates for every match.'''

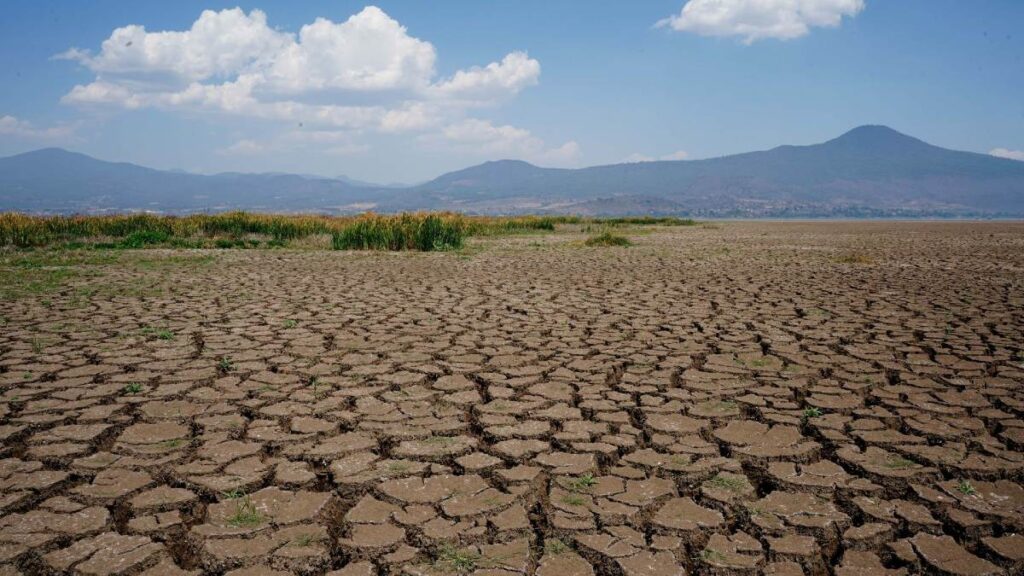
[119,230,170,248]
[584,232,632,247]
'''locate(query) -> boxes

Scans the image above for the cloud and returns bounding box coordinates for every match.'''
[658,0,865,43]
[623,150,690,163]
[990,148,1024,162]
[435,118,581,166]
[58,7,541,134]
[264,7,436,93]
[56,8,289,82]
[430,51,541,102]
[0,115,78,140]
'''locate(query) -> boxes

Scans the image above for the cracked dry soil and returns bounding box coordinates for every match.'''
[1,221,1023,576]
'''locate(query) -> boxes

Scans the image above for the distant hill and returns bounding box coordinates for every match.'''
[400,126,1024,217]
[2,126,1023,216]
[0,148,370,213]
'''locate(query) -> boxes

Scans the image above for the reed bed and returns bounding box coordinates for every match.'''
[331,214,465,251]
[0,211,693,251]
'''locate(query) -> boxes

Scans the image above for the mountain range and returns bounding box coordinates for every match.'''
[2,125,1023,217]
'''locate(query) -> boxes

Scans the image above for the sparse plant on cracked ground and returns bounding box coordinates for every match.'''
[584,231,632,247]
[228,495,265,527]
[437,544,481,573]
[544,539,568,555]
[566,473,598,492]
[956,480,977,495]
[704,474,748,492]
[801,407,823,423]
[218,356,234,373]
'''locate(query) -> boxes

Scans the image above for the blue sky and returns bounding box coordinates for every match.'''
[1,0,1022,183]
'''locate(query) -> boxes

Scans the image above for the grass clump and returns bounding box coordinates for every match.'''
[123,382,144,394]
[217,357,234,373]
[700,548,727,563]
[332,213,465,251]
[466,215,559,235]
[227,495,265,527]
[544,539,568,555]
[584,231,632,247]
[703,474,749,492]
[437,544,481,573]
[801,407,823,422]
[956,480,977,495]
[566,473,598,492]
[141,326,174,340]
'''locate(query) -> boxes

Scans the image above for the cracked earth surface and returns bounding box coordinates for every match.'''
[1,221,1023,576]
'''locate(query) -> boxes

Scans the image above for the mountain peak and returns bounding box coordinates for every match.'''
[13,147,86,159]
[825,125,930,150]
[480,159,538,168]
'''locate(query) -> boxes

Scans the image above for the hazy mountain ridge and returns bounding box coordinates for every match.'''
[2,126,1023,217]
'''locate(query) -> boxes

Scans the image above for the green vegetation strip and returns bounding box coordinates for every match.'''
[1,211,696,252]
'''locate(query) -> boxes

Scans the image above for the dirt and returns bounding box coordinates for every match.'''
[1,220,1023,575]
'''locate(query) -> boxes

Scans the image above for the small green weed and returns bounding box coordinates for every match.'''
[218,357,235,373]
[437,544,481,573]
[566,473,598,492]
[544,539,568,555]
[227,495,265,527]
[704,474,748,492]
[956,480,977,495]
[701,548,727,563]
[801,407,823,422]
[141,326,174,340]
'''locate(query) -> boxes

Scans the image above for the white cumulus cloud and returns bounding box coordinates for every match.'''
[56,8,289,82]
[658,0,865,43]
[430,51,541,102]
[57,6,544,145]
[990,148,1024,162]
[264,7,437,93]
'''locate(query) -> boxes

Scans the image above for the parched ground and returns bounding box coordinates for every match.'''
[1,221,1023,576]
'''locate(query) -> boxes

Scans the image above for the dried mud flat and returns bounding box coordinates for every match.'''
[1,221,1023,576]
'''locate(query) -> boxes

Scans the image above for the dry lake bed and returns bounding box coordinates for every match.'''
[1,221,1023,576]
